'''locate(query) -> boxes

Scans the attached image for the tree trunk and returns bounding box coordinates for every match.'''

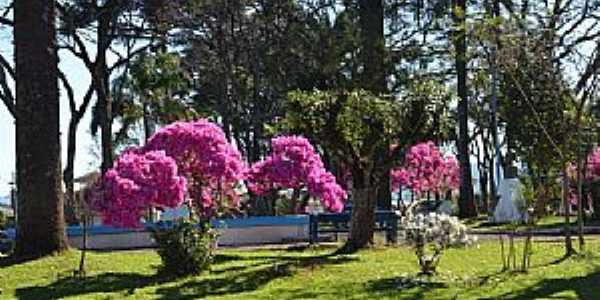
[591,182,600,220]
[97,9,114,173]
[562,165,575,256]
[479,169,489,213]
[452,0,477,218]
[14,0,68,258]
[358,0,390,211]
[576,145,585,251]
[345,187,377,251]
[63,120,78,225]
[358,0,385,94]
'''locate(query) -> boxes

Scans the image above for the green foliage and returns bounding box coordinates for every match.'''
[494,22,580,192]
[110,52,194,147]
[151,220,217,277]
[275,82,453,184]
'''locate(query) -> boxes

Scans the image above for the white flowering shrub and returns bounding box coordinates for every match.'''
[403,212,474,275]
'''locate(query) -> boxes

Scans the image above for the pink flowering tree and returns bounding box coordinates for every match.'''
[142,120,247,219]
[566,149,600,204]
[92,150,187,228]
[587,148,600,180]
[589,148,600,219]
[247,136,347,213]
[391,141,460,197]
[92,120,247,227]
[571,148,600,218]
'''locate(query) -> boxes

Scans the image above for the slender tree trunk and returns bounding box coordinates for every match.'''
[592,183,600,220]
[562,165,575,256]
[78,214,88,276]
[63,120,79,225]
[97,10,113,173]
[489,0,501,216]
[576,142,585,251]
[14,0,68,258]
[143,102,152,143]
[452,0,477,218]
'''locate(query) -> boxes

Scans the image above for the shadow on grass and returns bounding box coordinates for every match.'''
[15,251,356,300]
[366,276,447,299]
[492,269,600,300]
[153,253,357,300]
[15,272,167,300]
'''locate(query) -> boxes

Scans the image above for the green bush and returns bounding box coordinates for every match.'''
[151,220,218,276]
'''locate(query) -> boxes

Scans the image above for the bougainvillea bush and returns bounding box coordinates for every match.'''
[247,135,347,213]
[588,148,600,179]
[565,149,600,215]
[404,212,474,275]
[91,150,187,228]
[143,120,247,219]
[391,141,460,196]
[92,119,247,225]
[91,120,246,275]
[587,148,600,218]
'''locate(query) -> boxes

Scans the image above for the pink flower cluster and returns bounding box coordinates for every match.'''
[391,141,460,195]
[247,136,347,212]
[93,120,247,227]
[566,148,600,205]
[142,120,247,218]
[92,151,187,228]
[587,148,600,181]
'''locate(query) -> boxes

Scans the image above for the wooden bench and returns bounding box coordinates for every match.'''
[308,211,399,244]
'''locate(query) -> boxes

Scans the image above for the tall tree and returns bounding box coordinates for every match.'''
[280,82,453,251]
[451,0,477,217]
[357,0,391,210]
[14,0,68,258]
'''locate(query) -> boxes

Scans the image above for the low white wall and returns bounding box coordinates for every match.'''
[69,231,155,250]
[69,224,310,250]
[217,225,309,246]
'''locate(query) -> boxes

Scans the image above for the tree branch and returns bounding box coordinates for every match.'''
[109,42,157,72]
[58,69,76,113]
[0,53,14,79]
[575,44,600,95]
[76,84,95,121]
[0,66,15,118]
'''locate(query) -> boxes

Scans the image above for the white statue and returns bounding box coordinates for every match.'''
[493,177,527,223]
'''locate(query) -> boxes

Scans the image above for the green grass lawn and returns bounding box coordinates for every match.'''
[1,240,600,300]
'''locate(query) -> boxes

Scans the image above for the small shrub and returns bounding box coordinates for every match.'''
[404,212,474,275]
[152,219,218,276]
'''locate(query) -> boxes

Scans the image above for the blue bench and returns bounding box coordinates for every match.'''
[308,211,399,244]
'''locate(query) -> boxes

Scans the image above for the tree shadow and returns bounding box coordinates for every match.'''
[14,251,356,300]
[495,269,600,300]
[154,253,357,300]
[365,275,447,299]
[0,256,19,268]
[15,272,167,300]
[0,252,57,268]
